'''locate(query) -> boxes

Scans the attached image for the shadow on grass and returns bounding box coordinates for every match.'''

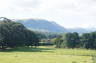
[0,47,55,52]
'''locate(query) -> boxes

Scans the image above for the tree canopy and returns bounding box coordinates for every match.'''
[54,32,96,49]
[0,17,40,49]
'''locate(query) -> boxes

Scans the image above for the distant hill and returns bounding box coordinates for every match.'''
[67,28,88,33]
[15,19,96,33]
[15,19,67,33]
[67,28,96,33]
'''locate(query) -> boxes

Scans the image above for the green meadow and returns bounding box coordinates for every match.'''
[0,46,96,63]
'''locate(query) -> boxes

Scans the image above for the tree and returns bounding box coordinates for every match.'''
[81,33,91,49]
[0,17,40,49]
[24,30,39,47]
[72,32,80,48]
[0,17,27,48]
[62,32,80,48]
[55,35,63,48]
[55,32,80,48]
[89,32,96,49]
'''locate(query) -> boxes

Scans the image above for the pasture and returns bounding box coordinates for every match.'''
[0,46,96,63]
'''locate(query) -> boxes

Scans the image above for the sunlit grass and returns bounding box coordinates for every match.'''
[0,46,96,63]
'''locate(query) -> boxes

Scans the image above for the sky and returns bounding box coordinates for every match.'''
[0,0,96,28]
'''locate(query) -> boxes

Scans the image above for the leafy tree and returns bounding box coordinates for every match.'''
[55,32,80,48]
[90,32,96,49]
[81,33,92,49]
[0,17,40,49]
[55,35,63,48]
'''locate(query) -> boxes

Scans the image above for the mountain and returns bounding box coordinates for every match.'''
[15,18,96,33]
[15,19,67,33]
[86,28,96,32]
[67,28,96,33]
[67,28,88,33]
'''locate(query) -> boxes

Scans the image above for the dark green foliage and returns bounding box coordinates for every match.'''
[81,32,96,49]
[0,17,40,49]
[55,36,63,48]
[55,32,96,49]
[81,33,91,49]
[55,32,80,48]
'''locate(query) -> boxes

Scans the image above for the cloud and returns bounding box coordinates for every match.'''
[11,0,41,8]
[0,0,96,28]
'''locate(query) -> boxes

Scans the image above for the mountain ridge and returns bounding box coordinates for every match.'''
[15,19,96,33]
[16,19,67,33]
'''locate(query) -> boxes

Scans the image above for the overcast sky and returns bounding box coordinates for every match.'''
[0,0,96,28]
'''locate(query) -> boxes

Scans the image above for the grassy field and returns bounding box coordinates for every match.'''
[0,46,96,63]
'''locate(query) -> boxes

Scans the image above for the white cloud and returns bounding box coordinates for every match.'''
[0,0,96,28]
[12,0,40,8]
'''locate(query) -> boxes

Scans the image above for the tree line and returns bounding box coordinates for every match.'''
[0,17,39,49]
[0,17,96,49]
[53,32,96,49]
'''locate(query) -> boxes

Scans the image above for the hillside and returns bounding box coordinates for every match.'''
[68,28,96,33]
[16,19,67,33]
[15,19,96,33]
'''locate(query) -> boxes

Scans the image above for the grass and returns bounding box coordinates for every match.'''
[0,46,96,63]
